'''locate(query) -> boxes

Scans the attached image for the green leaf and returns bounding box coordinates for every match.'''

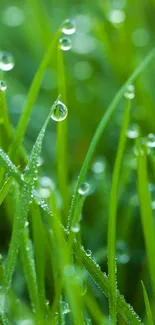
[141,281,154,325]
[0,148,22,185]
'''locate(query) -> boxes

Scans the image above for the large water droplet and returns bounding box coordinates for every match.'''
[62,19,76,35]
[51,100,68,121]
[59,37,72,51]
[108,9,126,26]
[147,133,155,148]
[124,84,135,99]
[78,182,90,195]
[0,51,15,71]
[0,80,7,91]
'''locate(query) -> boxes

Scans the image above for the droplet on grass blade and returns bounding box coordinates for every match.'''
[147,133,155,148]
[0,51,15,71]
[126,124,139,139]
[59,37,72,51]
[124,84,135,99]
[85,249,92,257]
[71,223,80,233]
[0,80,7,91]
[78,182,90,195]
[61,301,70,315]
[62,19,76,35]
[51,100,68,121]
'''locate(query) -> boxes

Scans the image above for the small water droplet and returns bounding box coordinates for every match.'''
[124,84,135,99]
[24,221,29,228]
[85,249,92,257]
[0,51,15,71]
[37,188,51,198]
[62,19,76,35]
[78,182,90,195]
[126,124,139,139]
[46,300,49,306]
[0,80,7,91]
[108,9,126,26]
[51,100,68,121]
[61,301,70,315]
[59,37,72,51]
[147,133,155,148]
[92,158,105,174]
[71,223,80,233]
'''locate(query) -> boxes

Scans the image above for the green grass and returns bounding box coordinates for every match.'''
[1,1,155,324]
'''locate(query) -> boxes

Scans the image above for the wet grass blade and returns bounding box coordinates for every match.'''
[108,98,131,323]
[0,148,22,184]
[68,46,155,229]
[141,281,154,325]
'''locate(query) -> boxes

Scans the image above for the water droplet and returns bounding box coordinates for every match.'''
[108,9,126,26]
[78,182,90,195]
[51,100,68,121]
[71,223,80,233]
[126,124,139,139]
[62,19,76,35]
[0,80,7,91]
[147,133,155,148]
[124,84,135,100]
[24,221,29,228]
[37,188,51,198]
[85,249,92,257]
[61,301,70,315]
[45,300,49,306]
[2,6,24,27]
[92,158,105,174]
[59,37,72,51]
[0,51,15,71]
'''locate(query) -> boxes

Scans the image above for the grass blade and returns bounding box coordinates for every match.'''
[141,281,154,325]
[136,143,155,306]
[0,148,22,184]
[108,98,131,323]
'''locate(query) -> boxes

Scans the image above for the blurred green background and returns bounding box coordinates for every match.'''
[1,0,155,322]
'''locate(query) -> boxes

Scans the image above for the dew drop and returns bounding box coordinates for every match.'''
[0,51,15,71]
[59,37,72,51]
[24,221,29,228]
[78,182,90,195]
[85,249,92,257]
[62,19,76,35]
[126,124,139,139]
[71,223,80,233]
[92,158,105,174]
[0,80,7,91]
[147,133,155,148]
[124,84,135,100]
[51,100,68,122]
[61,301,70,315]
[108,9,126,26]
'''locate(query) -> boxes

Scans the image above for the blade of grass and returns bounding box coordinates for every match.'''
[56,47,69,220]
[0,148,23,185]
[108,98,131,324]
[136,142,155,307]
[141,281,154,325]
[68,46,155,230]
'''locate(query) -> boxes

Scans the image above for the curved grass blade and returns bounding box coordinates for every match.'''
[141,281,153,325]
[0,176,13,205]
[136,143,155,304]
[79,247,142,325]
[68,46,155,230]
[108,98,131,323]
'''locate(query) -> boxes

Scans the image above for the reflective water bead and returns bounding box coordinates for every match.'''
[92,158,105,174]
[108,9,126,25]
[85,249,92,257]
[0,80,7,91]
[124,84,135,99]
[51,100,68,121]
[126,124,139,139]
[61,301,70,315]
[147,133,155,148]
[78,182,90,195]
[62,19,76,35]
[59,37,72,51]
[0,51,15,71]
[71,223,80,233]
